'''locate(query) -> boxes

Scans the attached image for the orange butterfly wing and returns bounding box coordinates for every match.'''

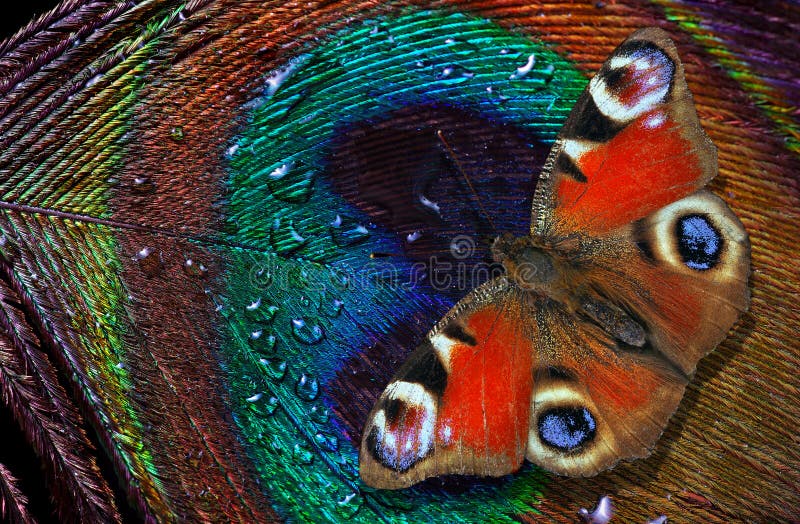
[532,28,717,237]
[359,279,534,489]
[524,29,749,471]
[525,194,749,475]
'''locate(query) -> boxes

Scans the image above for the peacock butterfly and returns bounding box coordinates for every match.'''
[359,27,750,489]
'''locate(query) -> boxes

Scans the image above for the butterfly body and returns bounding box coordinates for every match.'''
[492,232,646,348]
[360,28,750,490]
[491,233,568,296]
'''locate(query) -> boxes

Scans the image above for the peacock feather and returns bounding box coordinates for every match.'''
[0,1,798,522]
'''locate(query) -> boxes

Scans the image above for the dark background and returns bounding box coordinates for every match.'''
[1,1,62,41]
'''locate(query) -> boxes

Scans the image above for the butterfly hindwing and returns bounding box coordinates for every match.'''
[360,279,535,489]
[525,303,689,476]
[532,27,717,237]
[586,190,750,375]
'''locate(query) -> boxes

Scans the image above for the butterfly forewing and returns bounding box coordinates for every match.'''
[360,279,536,489]
[532,27,717,238]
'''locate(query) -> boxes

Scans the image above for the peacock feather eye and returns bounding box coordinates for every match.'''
[220,9,586,520]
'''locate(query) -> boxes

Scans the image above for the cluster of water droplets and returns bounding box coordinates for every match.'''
[119,124,187,197]
[260,161,373,259]
[228,255,366,516]
[227,11,569,269]
[404,32,558,109]
[132,246,209,281]
[217,9,588,518]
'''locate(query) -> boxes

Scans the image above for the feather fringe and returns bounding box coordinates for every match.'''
[0,462,35,524]
[0,276,120,523]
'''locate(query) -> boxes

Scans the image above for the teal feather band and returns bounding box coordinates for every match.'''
[224,9,587,522]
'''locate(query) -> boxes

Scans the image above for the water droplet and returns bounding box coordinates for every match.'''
[266,161,316,203]
[338,458,359,480]
[444,37,479,55]
[86,73,104,88]
[486,86,509,104]
[225,143,239,158]
[291,318,325,345]
[327,267,350,291]
[413,55,433,69]
[287,265,310,289]
[336,492,363,518]
[295,373,319,401]
[246,392,262,402]
[0,232,20,263]
[314,431,339,452]
[329,214,370,247]
[245,298,279,324]
[292,443,314,465]
[104,258,123,272]
[268,162,292,178]
[264,55,308,96]
[579,495,613,524]
[248,330,277,354]
[419,194,441,215]
[133,247,163,277]
[406,231,422,243]
[183,258,208,278]
[298,295,312,308]
[309,404,330,424]
[246,393,279,417]
[318,297,343,318]
[170,126,185,141]
[271,219,308,255]
[260,433,284,455]
[259,358,287,380]
[435,64,475,83]
[132,176,156,194]
[509,53,536,79]
[317,479,338,493]
[250,264,273,289]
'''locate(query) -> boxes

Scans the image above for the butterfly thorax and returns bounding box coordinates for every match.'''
[492,233,648,347]
[491,233,562,292]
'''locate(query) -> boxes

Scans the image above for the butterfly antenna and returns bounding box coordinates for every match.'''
[437,130,498,234]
